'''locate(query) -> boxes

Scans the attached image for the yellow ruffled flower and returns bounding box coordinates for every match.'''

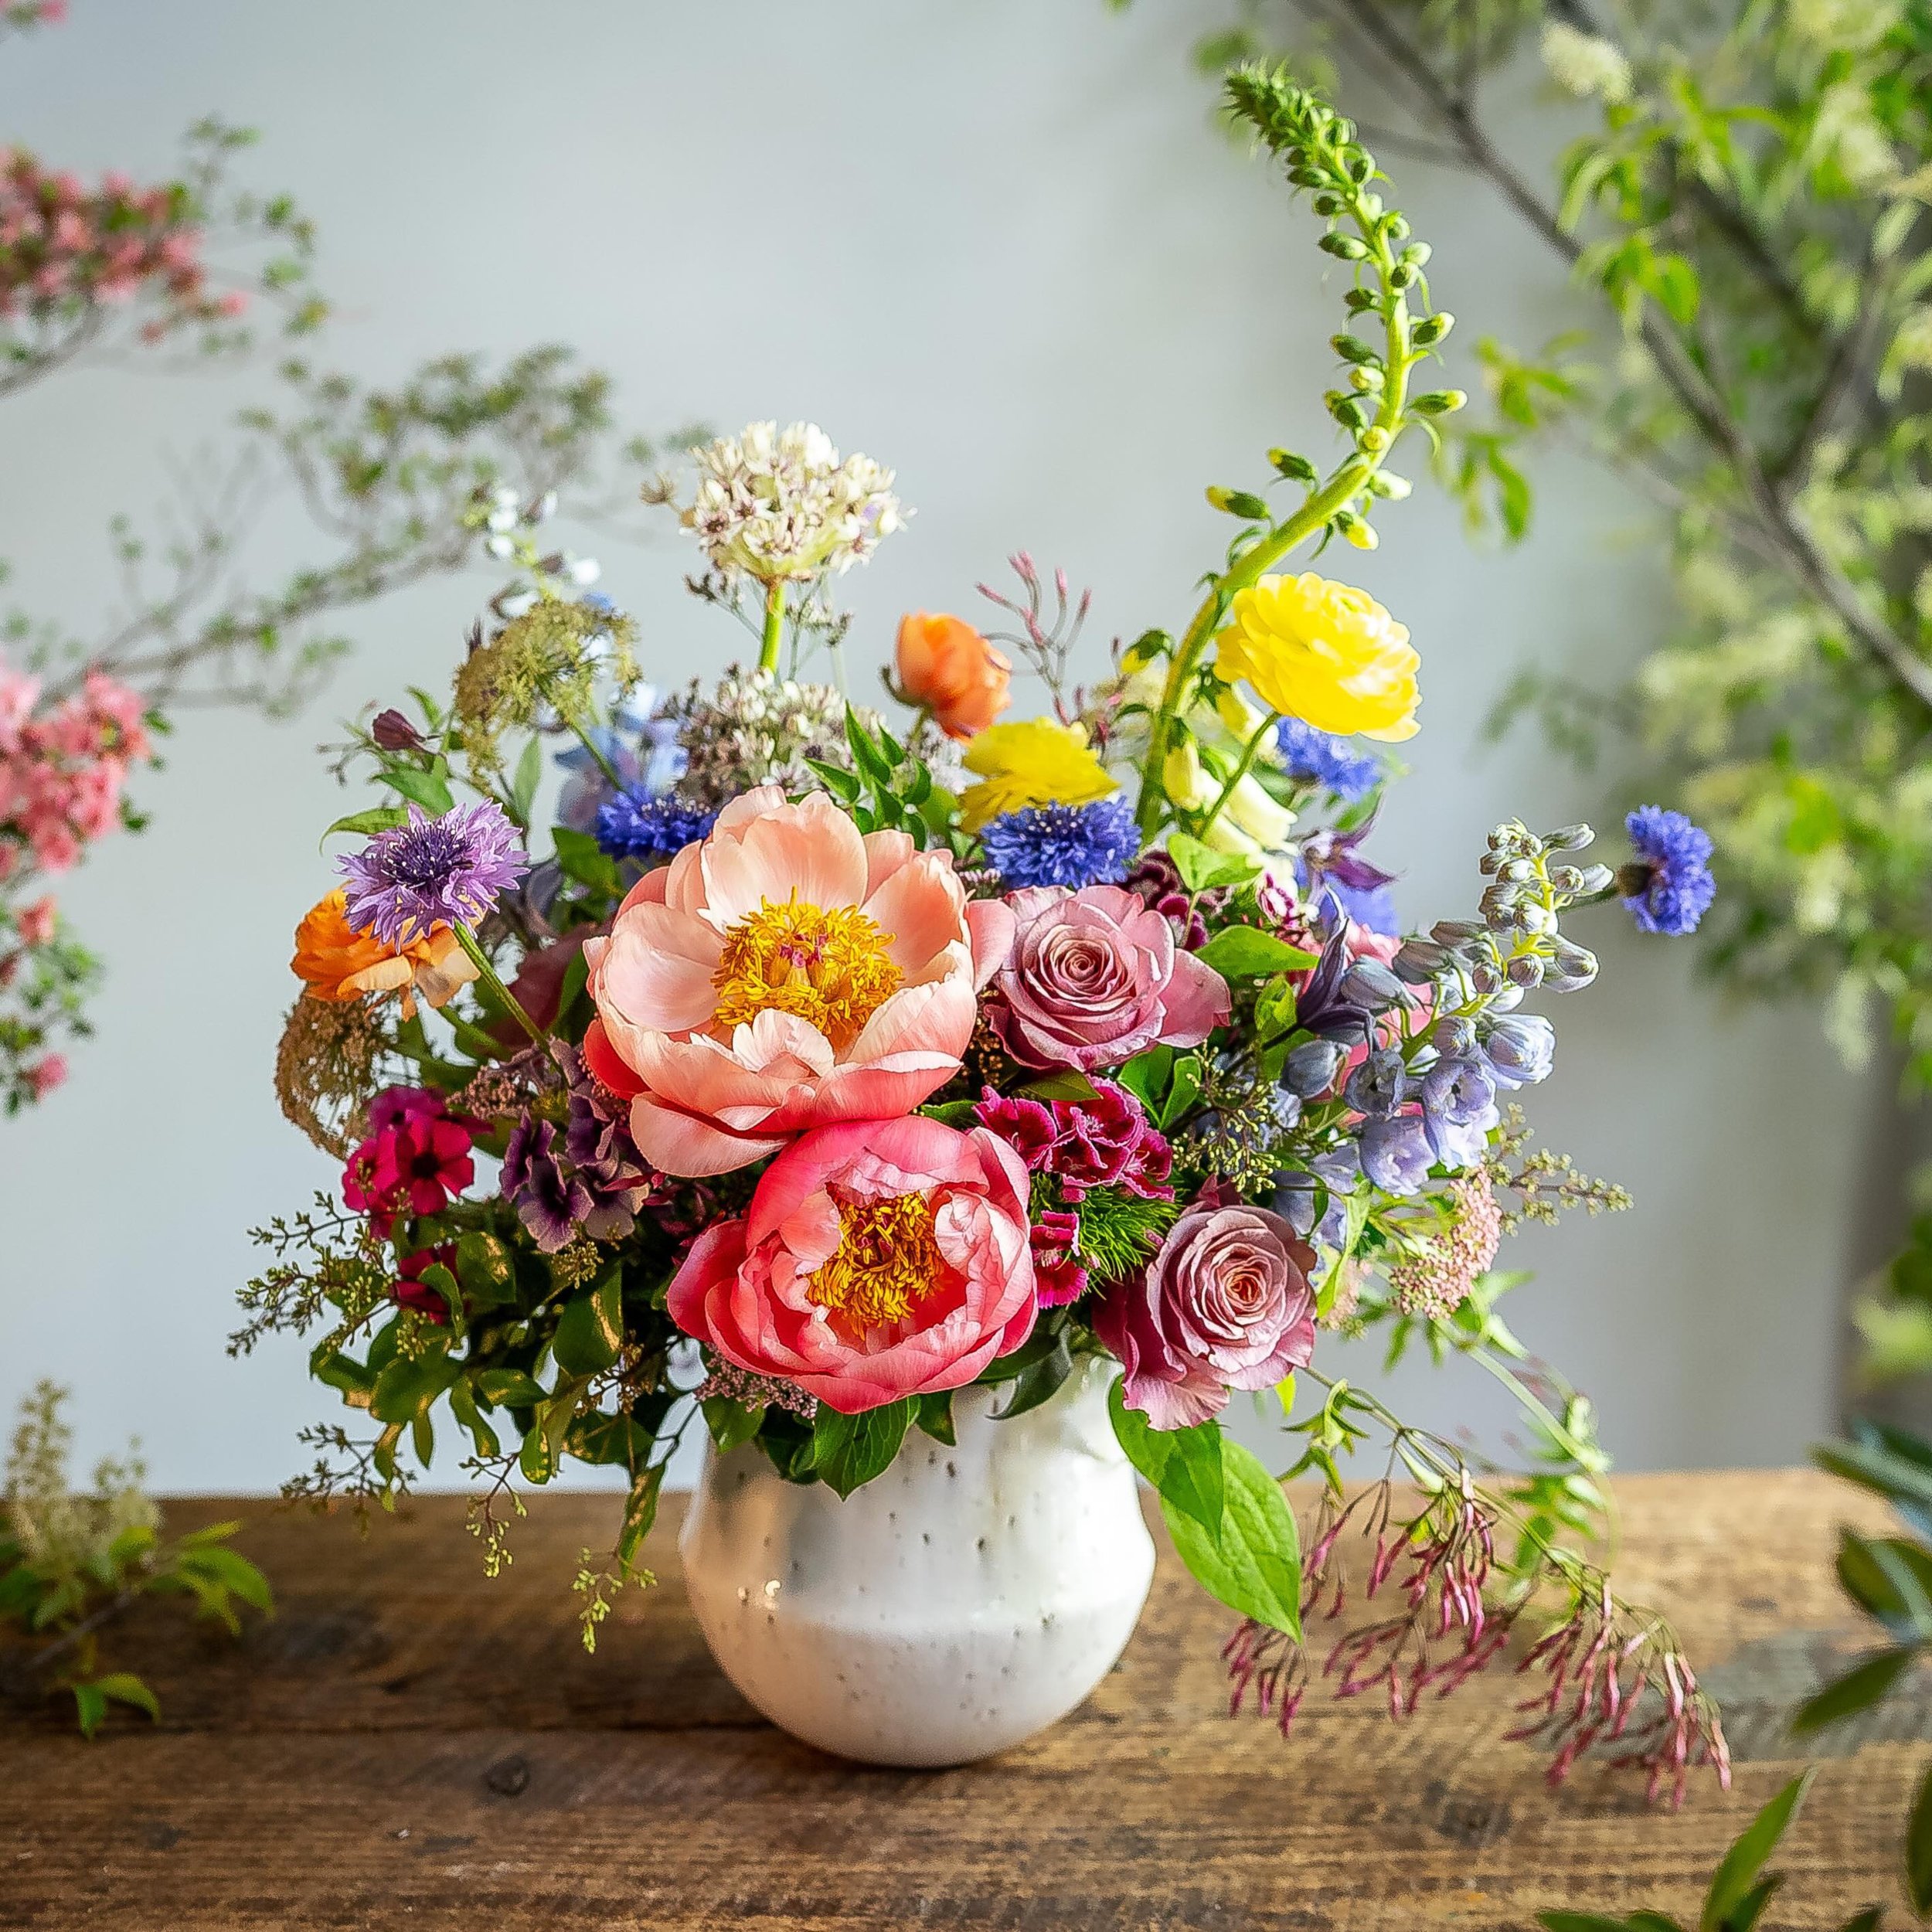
[957,718,1118,833]
[1215,572,1420,743]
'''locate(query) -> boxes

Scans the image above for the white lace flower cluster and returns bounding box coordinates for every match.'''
[1539,20,1633,104]
[666,420,906,583]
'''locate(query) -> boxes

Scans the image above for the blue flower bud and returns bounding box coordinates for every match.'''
[1282,1036,1348,1098]
[1480,1012,1556,1088]
[1344,1047,1409,1118]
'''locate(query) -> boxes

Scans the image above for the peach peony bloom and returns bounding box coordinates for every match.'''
[667,1114,1037,1413]
[585,787,1015,1176]
[895,611,1012,740]
[291,888,478,1019]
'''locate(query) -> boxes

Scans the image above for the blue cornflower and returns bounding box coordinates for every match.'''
[979,797,1139,891]
[1621,805,1716,936]
[1277,716,1383,804]
[595,789,717,863]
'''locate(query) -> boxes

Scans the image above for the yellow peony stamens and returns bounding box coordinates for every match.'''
[807,1192,944,1335]
[713,893,901,1049]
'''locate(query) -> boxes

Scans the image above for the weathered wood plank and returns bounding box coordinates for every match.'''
[0,1472,1916,1930]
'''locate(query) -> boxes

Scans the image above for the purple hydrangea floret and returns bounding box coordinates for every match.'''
[1277,716,1383,804]
[981,797,1139,892]
[338,801,527,947]
[1622,805,1716,937]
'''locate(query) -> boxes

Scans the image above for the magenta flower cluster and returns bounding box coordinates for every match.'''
[342,1087,476,1239]
[0,663,149,879]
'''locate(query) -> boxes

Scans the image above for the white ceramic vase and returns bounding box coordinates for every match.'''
[679,1356,1156,1767]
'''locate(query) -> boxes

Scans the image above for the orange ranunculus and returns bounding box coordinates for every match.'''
[894,611,1012,740]
[291,888,478,1018]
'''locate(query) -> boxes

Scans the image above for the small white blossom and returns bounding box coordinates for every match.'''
[1787,0,1900,49]
[1539,20,1633,104]
[666,420,906,583]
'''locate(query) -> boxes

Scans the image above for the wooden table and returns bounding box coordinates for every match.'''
[2,1472,1920,1930]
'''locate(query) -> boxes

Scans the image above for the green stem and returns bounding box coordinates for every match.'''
[1196,709,1282,843]
[557,706,625,793]
[451,923,543,1043]
[759,580,787,673]
[1138,265,1414,837]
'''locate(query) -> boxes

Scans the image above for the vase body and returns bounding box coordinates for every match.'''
[679,1357,1155,1767]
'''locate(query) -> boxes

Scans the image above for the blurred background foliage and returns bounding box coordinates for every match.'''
[1115,0,1932,1392]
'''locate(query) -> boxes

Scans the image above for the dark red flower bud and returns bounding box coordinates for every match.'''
[369,707,423,752]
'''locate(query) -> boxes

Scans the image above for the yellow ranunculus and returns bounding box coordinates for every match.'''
[957,718,1118,833]
[1214,572,1420,743]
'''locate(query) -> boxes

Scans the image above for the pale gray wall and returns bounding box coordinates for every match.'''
[0,0,1869,1492]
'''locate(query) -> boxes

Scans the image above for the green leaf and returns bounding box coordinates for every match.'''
[552,1269,624,1377]
[1108,1379,1224,1539]
[1907,1759,1932,1916]
[477,1367,547,1408]
[992,1330,1074,1420]
[920,1098,979,1128]
[702,1395,766,1453]
[550,825,620,896]
[1193,925,1318,978]
[617,1463,665,1570]
[1156,1053,1205,1131]
[175,1544,274,1614]
[509,733,543,828]
[455,1232,518,1309]
[368,1350,460,1427]
[449,1379,501,1458]
[1649,252,1700,328]
[321,804,406,845]
[1019,1070,1102,1105]
[811,1400,915,1498]
[92,1672,162,1723]
[1166,832,1260,893]
[1117,1046,1175,1112]
[72,1680,107,1739]
[1833,1910,1884,1932]
[380,764,456,815]
[914,1389,957,1446]
[1163,1437,1301,1638]
[1791,1645,1917,1733]
[1701,1770,1811,1932]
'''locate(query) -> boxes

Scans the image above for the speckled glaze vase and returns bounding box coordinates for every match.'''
[679,1357,1155,1767]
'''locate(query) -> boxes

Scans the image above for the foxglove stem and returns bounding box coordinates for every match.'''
[1197,706,1282,842]
[759,580,786,673]
[451,923,543,1043]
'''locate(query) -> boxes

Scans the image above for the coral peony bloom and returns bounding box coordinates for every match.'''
[957,718,1117,833]
[895,611,1012,740]
[667,1114,1036,1413]
[1095,1192,1317,1428]
[1215,572,1420,743]
[586,787,1015,1176]
[992,884,1230,1071]
[291,888,478,1018]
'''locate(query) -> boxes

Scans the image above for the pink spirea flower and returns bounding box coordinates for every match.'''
[992,883,1230,1072]
[975,1078,1172,1202]
[666,1114,1037,1415]
[342,1086,474,1233]
[0,662,149,879]
[15,893,55,947]
[584,786,1015,1177]
[1095,1189,1317,1429]
[22,1052,66,1100]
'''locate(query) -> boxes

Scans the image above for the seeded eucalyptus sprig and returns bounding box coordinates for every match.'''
[1135,65,1464,834]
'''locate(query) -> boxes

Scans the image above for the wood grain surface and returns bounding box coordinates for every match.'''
[1,1471,1921,1930]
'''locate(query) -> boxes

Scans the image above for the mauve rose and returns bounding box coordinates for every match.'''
[992,884,1230,1072]
[1095,1196,1317,1429]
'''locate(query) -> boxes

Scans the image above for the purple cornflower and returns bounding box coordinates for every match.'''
[339,801,526,947]
[1277,717,1383,804]
[980,796,1139,892]
[1619,806,1716,937]
[595,789,717,864]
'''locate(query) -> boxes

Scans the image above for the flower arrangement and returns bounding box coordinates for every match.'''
[242,72,1727,1798]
